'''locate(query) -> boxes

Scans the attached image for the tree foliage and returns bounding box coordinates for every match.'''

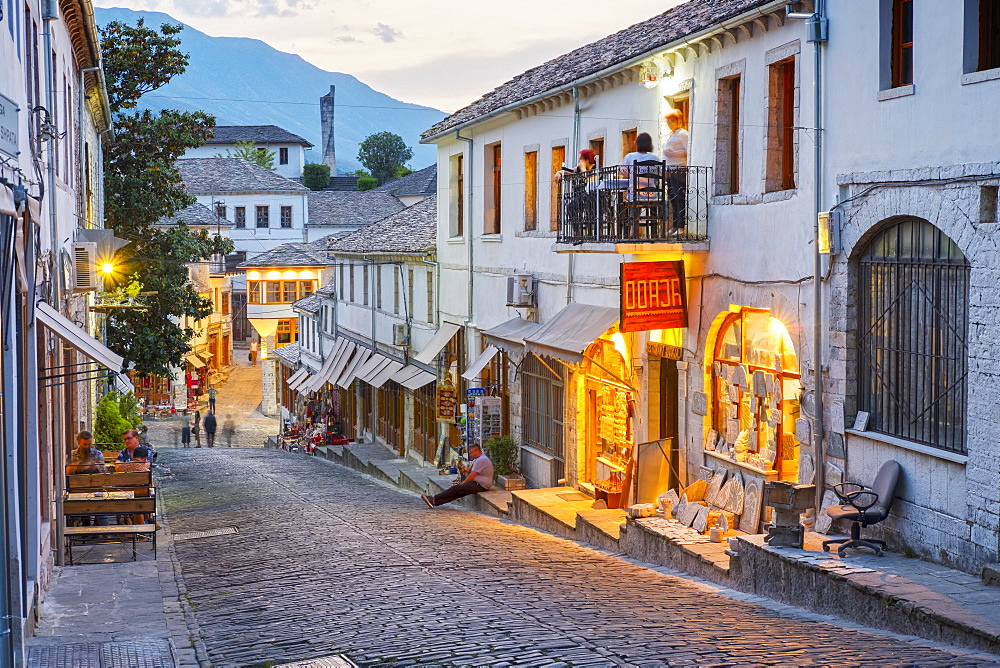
[302,163,330,191]
[94,392,131,450]
[101,19,233,376]
[216,140,275,170]
[357,132,413,185]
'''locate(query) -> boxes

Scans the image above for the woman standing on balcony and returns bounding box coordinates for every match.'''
[662,110,689,231]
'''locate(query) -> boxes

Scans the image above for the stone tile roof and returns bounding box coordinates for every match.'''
[422,0,770,140]
[208,125,313,147]
[273,341,300,365]
[326,196,437,255]
[307,190,405,228]
[156,202,228,228]
[374,165,437,198]
[293,294,323,314]
[315,283,338,297]
[238,242,332,269]
[177,158,309,193]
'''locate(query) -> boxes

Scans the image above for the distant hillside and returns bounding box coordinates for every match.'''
[96,7,445,174]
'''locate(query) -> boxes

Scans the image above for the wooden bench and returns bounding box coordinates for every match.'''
[64,472,157,564]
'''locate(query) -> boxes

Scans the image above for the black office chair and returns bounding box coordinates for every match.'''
[822,460,901,557]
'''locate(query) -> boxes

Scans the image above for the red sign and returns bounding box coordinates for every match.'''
[620,261,687,332]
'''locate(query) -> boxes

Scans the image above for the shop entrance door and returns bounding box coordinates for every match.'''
[658,357,679,489]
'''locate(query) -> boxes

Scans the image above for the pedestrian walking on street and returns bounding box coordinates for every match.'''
[249,338,258,366]
[208,386,217,414]
[181,416,191,448]
[222,414,236,447]
[204,411,218,448]
[422,444,494,508]
[193,410,202,448]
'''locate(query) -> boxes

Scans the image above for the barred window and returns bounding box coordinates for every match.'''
[521,354,565,479]
[234,207,246,228]
[280,206,293,228]
[857,218,969,454]
[256,206,269,228]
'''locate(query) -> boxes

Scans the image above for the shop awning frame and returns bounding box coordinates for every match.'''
[286,368,309,390]
[523,303,620,365]
[185,355,205,369]
[412,322,461,366]
[370,360,404,388]
[337,348,370,388]
[36,301,124,371]
[357,354,391,385]
[392,365,437,390]
[482,317,542,353]
[326,339,356,383]
[462,345,499,381]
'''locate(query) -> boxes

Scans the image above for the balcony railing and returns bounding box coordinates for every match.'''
[557,164,709,244]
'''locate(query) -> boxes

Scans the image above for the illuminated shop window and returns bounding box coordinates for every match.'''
[709,308,801,479]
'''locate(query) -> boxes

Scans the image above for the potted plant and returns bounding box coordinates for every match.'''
[484,434,525,491]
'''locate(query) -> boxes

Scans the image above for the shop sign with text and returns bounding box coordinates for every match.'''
[436,381,458,421]
[620,260,687,332]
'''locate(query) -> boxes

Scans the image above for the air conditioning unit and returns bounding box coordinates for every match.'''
[71,242,98,291]
[392,323,409,347]
[506,274,535,307]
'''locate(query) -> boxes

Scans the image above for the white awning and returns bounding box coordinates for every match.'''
[483,317,543,353]
[523,303,620,365]
[0,185,15,217]
[185,355,205,369]
[462,345,499,381]
[370,360,404,388]
[36,301,124,372]
[412,322,461,365]
[286,368,309,389]
[392,365,437,390]
[113,374,135,395]
[337,348,370,388]
[297,374,318,393]
[357,355,390,384]
[326,339,356,383]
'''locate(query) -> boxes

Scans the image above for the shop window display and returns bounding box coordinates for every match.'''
[708,308,801,481]
[583,339,635,503]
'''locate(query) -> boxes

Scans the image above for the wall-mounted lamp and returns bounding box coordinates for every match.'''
[817,211,840,255]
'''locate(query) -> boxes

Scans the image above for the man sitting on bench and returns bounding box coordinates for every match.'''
[67,430,106,475]
[421,444,494,509]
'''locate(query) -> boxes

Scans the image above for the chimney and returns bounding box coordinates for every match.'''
[320,85,337,176]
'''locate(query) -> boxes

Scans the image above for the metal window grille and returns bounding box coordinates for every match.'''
[280,206,292,228]
[857,218,969,454]
[234,207,246,228]
[255,206,269,228]
[521,354,565,478]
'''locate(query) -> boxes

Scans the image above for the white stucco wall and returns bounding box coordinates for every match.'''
[185,142,307,180]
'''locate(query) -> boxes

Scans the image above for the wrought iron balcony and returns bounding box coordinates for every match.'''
[557,164,709,245]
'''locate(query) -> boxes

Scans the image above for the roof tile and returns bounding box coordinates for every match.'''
[326,196,437,255]
[177,158,309,193]
[209,125,313,147]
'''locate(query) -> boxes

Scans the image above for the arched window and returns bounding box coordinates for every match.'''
[857,218,969,454]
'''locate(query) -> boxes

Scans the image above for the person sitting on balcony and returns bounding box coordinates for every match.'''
[620,132,661,200]
[555,148,598,182]
[662,109,689,232]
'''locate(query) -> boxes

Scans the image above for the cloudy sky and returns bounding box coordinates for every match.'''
[92,0,682,112]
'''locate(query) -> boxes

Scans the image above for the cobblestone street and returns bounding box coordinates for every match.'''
[159,448,998,667]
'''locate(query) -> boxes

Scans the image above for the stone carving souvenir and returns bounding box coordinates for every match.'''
[800,453,816,485]
[753,370,767,397]
[658,492,674,516]
[718,513,729,532]
[705,470,727,506]
[728,384,739,402]
[697,466,713,482]
[826,431,847,458]
[825,462,844,486]
[713,361,721,377]
[718,475,745,515]
[749,396,758,413]
[693,505,710,533]
[674,492,689,520]
[726,419,740,444]
[665,488,680,509]
[719,363,729,379]
[815,490,840,534]
[729,364,747,389]
[685,478,709,502]
[734,430,750,462]
[692,392,708,416]
[716,439,730,455]
[740,478,764,533]
[679,501,702,527]
[727,403,737,419]
[769,409,781,424]
[795,418,812,445]
[773,353,783,374]
[704,428,719,451]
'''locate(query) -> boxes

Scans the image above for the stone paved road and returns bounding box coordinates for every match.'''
[161,449,1000,667]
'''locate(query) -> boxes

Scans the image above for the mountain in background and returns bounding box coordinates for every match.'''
[95,7,446,174]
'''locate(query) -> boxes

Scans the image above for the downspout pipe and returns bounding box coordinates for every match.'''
[456,132,474,328]
[787,0,829,511]
[567,88,580,305]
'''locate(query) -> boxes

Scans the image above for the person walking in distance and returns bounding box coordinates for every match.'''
[192,410,202,448]
[181,416,191,448]
[208,385,217,414]
[421,444,494,508]
[204,411,218,448]
[249,337,258,366]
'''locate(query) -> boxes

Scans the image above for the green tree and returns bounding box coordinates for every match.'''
[94,392,131,450]
[356,175,377,191]
[357,131,413,185]
[215,140,276,170]
[302,163,330,191]
[101,19,234,376]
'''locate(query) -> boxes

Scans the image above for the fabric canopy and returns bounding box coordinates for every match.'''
[412,322,461,365]
[369,360,404,388]
[523,303,620,365]
[392,365,436,390]
[0,185,15,217]
[337,348,370,388]
[326,340,356,384]
[482,317,542,353]
[113,374,135,395]
[357,355,390,384]
[285,368,309,390]
[298,374,320,393]
[36,301,124,372]
[462,345,499,381]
